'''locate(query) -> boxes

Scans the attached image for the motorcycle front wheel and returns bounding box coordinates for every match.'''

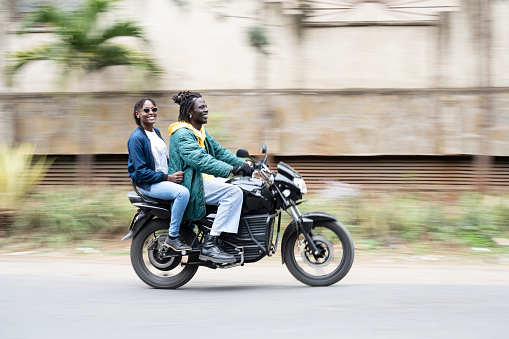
[130,218,198,289]
[284,220,354,286]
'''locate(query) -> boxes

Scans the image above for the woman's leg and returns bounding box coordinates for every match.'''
[138,182,190,237]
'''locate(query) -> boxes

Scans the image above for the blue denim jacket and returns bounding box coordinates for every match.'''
[127,126,167,189]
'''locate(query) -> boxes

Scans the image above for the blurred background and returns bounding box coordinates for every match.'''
[1,0,508,257]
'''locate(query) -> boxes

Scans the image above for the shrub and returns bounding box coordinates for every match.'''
[0,143,53,230]
[0,143,53,211]
[9,187,134,245]
[4,180,509,249]
[301,189,509,248]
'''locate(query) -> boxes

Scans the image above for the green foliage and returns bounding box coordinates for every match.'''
[0,143,53,211]
[171,0,187,7]
[5,0,161,87]
[5,181,509,250]
[9,187,134,244]
[296,0,312,21]
[247,25,269,55]
[300,190,509,248]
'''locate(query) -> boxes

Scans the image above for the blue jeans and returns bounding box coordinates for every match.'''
[138,182,190,237]
[203,179,243,235]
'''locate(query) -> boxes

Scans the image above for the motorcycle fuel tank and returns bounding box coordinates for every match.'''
[227,177,274,215]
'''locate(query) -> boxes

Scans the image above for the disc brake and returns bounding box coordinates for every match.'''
[300,235,334,268]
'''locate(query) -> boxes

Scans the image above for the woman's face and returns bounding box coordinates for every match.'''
[137,100,158,127]
[190,97,208,126]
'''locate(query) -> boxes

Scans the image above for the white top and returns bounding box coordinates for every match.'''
[145,129,169,174]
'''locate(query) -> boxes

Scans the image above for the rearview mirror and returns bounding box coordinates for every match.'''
[261,144,267,154]
[236,147,250,158]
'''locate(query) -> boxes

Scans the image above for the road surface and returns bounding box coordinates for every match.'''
[1,254,508,338]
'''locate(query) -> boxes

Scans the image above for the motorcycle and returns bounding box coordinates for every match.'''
[122,144,354,288]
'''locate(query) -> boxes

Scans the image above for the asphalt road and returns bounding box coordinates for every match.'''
[1,255,508,339]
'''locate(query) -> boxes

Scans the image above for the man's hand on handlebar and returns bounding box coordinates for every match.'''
[232,162,254,177]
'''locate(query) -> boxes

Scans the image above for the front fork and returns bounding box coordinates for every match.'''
[286,202,322,257]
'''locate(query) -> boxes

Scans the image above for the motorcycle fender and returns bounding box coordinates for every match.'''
[280,212,337,265]
[132,203,171,220]
[121,210,154,241]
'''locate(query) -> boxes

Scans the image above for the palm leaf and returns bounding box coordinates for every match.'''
[84,0,118,15]
[19,5,66,32]
[88,44,161,74]
[88,44,132,68]
[6,0,161,87]
[98,21,147,44]
[4,46,54,86]
[80,0,119,25]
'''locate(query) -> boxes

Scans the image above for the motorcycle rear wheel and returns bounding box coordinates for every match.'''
[284,220,354,286]
[130,218,198,289]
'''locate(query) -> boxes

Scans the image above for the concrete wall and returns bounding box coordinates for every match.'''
[0,0,508,156]
[1,0,508,91]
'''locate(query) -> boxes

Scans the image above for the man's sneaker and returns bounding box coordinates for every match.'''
[164,236,192,251]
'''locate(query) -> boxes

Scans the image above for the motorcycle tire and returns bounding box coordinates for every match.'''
[130,218,198,289]
[284,220,354,287]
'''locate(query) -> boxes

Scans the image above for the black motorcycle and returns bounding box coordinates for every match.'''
[122,144,354,288]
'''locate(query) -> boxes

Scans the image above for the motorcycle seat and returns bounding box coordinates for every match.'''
[128,180,173,206]
[127,191,172,207]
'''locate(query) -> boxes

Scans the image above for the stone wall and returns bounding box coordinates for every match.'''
[3,89,508,156]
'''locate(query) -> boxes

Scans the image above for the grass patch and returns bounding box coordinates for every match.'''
[1,185,509,257]
[4,186,134,248]
[299,189,509,250]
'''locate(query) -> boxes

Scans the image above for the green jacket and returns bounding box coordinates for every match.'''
[168,127,244,220]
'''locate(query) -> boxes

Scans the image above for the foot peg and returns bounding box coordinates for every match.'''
[216,248,244,269]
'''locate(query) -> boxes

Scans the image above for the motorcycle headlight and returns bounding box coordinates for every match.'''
[293,178,307,194]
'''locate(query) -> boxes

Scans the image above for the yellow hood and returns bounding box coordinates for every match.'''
[168,122,206,148]
[168,122,215,181]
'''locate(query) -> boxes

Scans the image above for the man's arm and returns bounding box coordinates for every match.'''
[173,129,233,178]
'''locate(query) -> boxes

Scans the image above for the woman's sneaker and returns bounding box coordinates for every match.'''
[164,236,192,251]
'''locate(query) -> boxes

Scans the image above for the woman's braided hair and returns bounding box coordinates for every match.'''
[133,98,156,126]
[172,91,202,123]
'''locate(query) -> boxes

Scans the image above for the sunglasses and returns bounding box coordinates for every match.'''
[143,107,158,113]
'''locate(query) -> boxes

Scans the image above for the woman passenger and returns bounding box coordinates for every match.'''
[127,98,191,251]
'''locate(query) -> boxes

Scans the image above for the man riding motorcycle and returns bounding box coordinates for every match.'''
[169,91,253,264]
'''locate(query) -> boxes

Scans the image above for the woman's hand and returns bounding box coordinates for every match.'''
[167,171,184,183]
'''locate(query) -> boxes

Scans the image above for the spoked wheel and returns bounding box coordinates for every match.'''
[130,219,198,289]
[284,220,354,286]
